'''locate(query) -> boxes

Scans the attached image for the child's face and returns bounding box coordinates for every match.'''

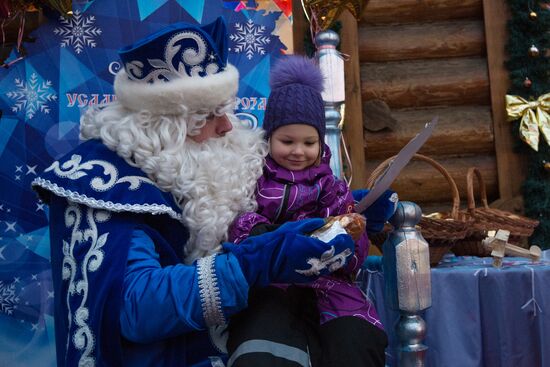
[270,124,320,171]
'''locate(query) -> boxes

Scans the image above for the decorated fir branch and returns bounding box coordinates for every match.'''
[301,0,365,57]
[301,0,364,34]
[505,0,550,249]
[0,0,71,66]
[0,0,71,18]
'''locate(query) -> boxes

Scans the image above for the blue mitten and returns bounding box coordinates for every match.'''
[352,189,399,233]
[223,218,355,288]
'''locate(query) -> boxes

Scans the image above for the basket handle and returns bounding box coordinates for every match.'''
[466,167,489,213]
[366,153,461,220]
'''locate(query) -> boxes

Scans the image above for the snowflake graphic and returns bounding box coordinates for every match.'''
[53,9,102,54]
[229,19,271,60]
[6,73,57,120]
[0,281,19,315]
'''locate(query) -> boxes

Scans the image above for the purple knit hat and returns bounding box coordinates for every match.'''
[263,56,325,141]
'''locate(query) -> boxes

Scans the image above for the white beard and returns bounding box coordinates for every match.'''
[174,124,266,263]
[80,105,267,264]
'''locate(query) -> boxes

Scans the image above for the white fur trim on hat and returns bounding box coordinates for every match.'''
[114,64,239,115]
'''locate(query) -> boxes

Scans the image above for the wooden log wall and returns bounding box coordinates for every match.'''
[360,0,498,212]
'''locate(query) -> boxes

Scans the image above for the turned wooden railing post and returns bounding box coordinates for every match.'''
[383,201,432,366]
[315,29,345,179]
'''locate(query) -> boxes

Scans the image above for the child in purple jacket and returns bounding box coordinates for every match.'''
[226,56,391,367]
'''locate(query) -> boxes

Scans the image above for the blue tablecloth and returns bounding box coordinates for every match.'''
[360,252,550,367]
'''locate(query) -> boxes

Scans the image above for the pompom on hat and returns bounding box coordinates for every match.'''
[263,56,326,141]
[114,17,238,115]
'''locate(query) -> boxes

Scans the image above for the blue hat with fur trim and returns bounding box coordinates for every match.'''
[114,17,239,115]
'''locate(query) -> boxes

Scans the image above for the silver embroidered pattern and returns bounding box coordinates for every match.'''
[295,246,353,277]
[63,203,111,367]
[197,254,226,326]
[44,154,155,192]
[125,30,219,83]
[32,178,182,221]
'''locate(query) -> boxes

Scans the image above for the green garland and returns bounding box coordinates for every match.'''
[505,0,550,249]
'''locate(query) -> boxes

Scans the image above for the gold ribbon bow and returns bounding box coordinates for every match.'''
[506,93,550,151]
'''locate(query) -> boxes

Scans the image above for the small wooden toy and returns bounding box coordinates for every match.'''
[482,229,542,268]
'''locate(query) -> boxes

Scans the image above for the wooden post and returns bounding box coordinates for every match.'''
[339,11,368,190]
[291,0,307,55]
[483,0,526,199]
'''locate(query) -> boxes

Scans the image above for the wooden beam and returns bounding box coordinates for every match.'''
[340,11,368,190]
[482,0,525,199]
[365,106,494,159]
[291,0,308,56]
[361,57,490,108]
[359,20,486,62]
[362,0,483,25]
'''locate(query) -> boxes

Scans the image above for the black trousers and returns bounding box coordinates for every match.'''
[227,286,387,367]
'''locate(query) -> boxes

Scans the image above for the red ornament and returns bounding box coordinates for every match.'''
[523,77,533,88]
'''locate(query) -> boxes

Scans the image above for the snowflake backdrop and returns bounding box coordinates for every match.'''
[0,1,293,365]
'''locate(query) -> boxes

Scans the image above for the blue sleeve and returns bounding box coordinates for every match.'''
[120,229,249,343]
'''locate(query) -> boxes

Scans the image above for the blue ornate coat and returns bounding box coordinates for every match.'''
[32,139,248,367]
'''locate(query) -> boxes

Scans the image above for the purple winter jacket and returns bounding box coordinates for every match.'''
[229,145,369,274]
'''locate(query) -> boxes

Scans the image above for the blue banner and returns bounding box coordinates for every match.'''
[0,1,293,364]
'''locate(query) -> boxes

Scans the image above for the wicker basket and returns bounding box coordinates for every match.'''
[366,154,470,266]
[452,167,539,257]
